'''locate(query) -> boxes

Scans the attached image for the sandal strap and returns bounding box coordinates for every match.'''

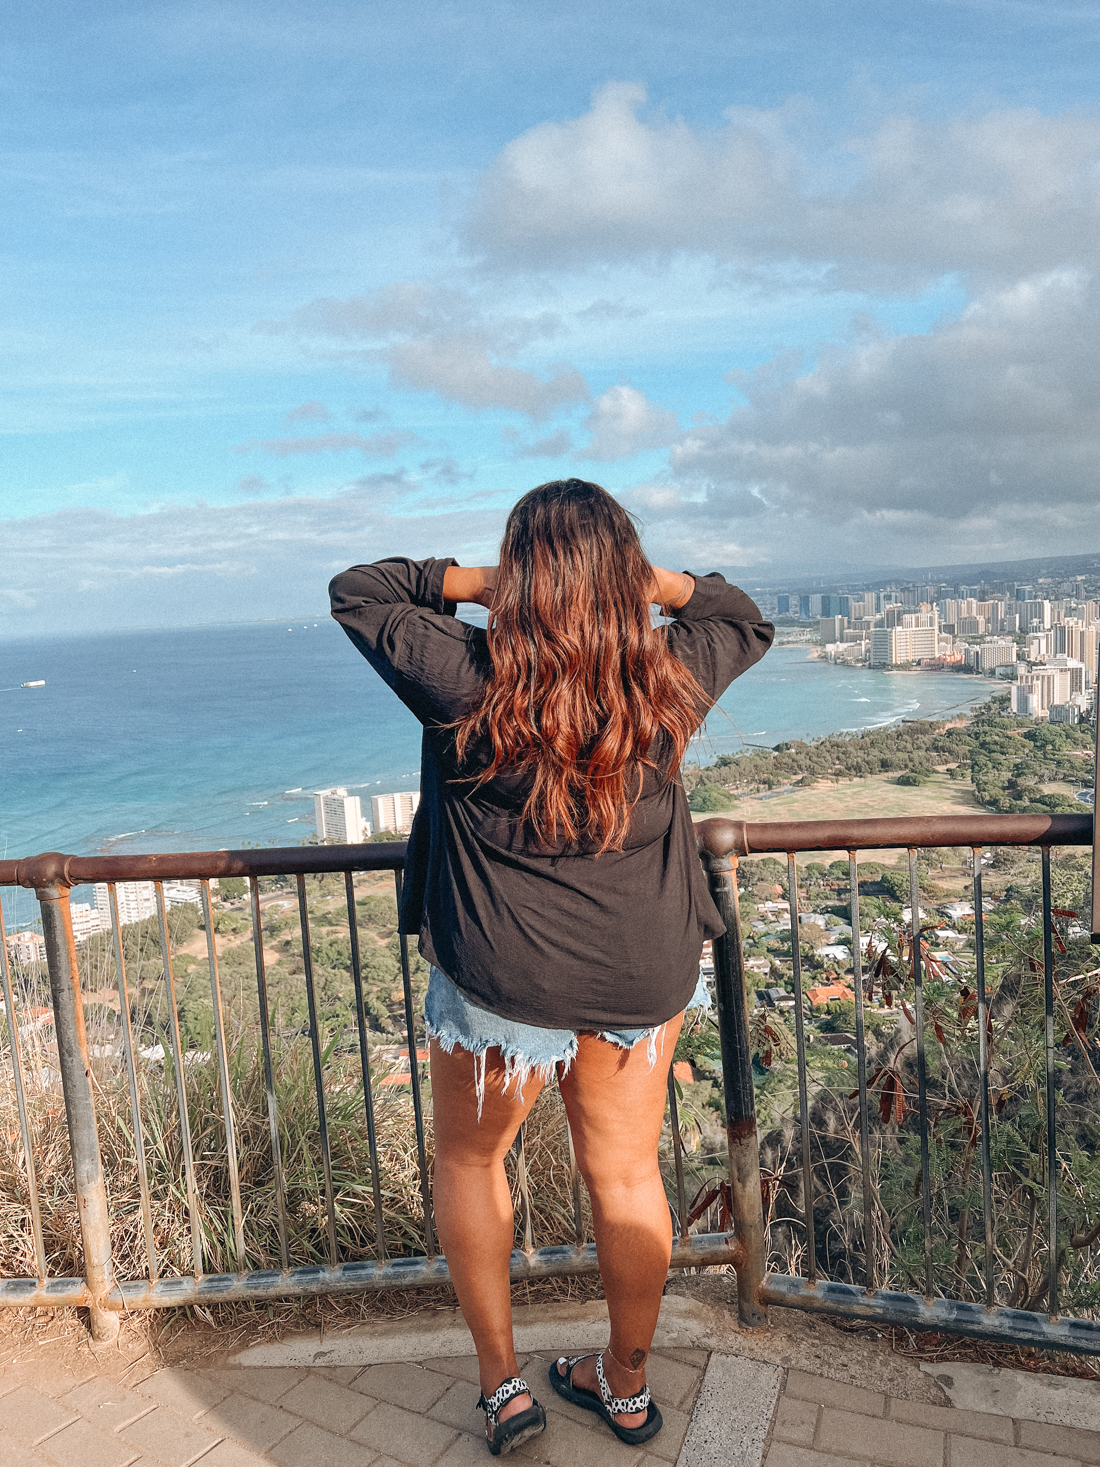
[476,1376,531,1422]
[596,1352,651,1417]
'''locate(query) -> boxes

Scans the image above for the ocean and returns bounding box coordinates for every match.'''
[1,619,991,923]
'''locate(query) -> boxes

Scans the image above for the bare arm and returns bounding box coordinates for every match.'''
[650,566,695,610]
[441,565,498,607]
[443,563,693,611]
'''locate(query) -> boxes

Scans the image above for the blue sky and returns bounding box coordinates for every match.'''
[7,0,1100,633]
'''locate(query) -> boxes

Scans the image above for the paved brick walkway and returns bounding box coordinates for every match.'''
[0,1346,706,1467]
[4,1335,1100,1466]
[763,1367,1100,1467]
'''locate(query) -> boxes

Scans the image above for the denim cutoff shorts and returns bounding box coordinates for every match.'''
[424,964,710,1118]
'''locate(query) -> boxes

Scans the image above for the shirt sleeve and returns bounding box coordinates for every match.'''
[665,572,775,706]
[329,557,477,725]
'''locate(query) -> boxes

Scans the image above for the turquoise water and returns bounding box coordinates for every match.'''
[0,623,991,922]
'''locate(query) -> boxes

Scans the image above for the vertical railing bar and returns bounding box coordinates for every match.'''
[787,852,816,1284]
[848,850,875,1293]
[296,874,339,1267]
[909,849,934,1301]
[1042,847,1059,1318]
[703,846,767,1327]
[0,904,47,1280]
[666,1068,689,1243]
[394,868,435,1257]
[565,1116,585,1247]
[155,884,204,1278]
[250,878,289,1271]
[106,885,157,1282]
[201,880,246,1269]
[972,849,995,1310]
[345,873,387,1262]
[514,1125,535,1253]
[38,884,118,1339]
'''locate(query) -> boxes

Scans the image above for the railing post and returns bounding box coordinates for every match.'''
[698,826,768,1329]
[36,881,119,1340]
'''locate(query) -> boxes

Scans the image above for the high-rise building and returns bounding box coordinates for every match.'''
[1021,599,1051,631]
[1056,620,1099,682]
[94,881,158,926]
[163,880,204,908]
[5,930,46,965]
[964,641,1017,673]
[776,594,790,615]
[371,791,421,835]
[69,902,108,943]
[870,624,938,666]
[819,615,847,644]
[1010,661,1082,717]
[313,787,368,843]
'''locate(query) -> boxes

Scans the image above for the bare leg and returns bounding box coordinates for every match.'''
[430,1040,545,1424]
[557,1016,684,1427]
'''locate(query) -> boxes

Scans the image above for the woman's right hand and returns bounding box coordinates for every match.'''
[443,565,498,608]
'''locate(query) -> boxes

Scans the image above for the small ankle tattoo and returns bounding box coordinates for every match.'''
[606,1345,647,1375]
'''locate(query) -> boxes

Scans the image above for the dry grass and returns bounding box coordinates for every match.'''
[0,1037,597,1282]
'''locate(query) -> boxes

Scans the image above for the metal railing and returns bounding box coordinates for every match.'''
[2,812,1100,1356]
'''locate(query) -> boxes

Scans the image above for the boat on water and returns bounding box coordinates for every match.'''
[20,680,45,688]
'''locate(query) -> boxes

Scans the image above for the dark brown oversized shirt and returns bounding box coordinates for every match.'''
[329,557,773,1029]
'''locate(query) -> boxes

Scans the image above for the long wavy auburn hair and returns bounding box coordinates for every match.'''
[454,479,707,852]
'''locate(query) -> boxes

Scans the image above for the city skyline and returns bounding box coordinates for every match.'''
[7,3,1100,635]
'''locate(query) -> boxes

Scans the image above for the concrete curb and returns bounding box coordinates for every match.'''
[923,1361,1100,1430]
[233,1293,729,1368]
[677,1353,782,1467]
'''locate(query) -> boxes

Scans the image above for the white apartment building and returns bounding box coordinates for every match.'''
[870,612,939,667]
[313,787,368,843]
[94,881,158,926]
[1020,599,1052,631]
[964,640,1017,674]
[69,902,108,943]
[1055,620,1099,680]
[1009,658,1085,719]
[371,790,421,835]
[5,929,46,965]
[823,640,868,665]
[163,879,204,908]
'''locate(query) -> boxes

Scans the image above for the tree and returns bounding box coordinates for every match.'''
[689,784,732,813]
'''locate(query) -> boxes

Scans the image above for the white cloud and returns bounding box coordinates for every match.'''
[463,83,1100,285]
[623,267,1100,568]
[387,339,586,418]
[0,482,509,635]
[264,283,588,419]
[580,384,679,460]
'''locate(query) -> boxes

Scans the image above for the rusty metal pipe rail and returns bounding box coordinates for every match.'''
[761,1275,1100,1355]
[696,811,1092,858]
[0,1233,741,1311]
[0,843,408,890]
[1,815,1092,891]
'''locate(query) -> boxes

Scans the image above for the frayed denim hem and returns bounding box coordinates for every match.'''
[425,1019,670,1121]
[424,965,672,1121]
[425,1022,578,1120]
